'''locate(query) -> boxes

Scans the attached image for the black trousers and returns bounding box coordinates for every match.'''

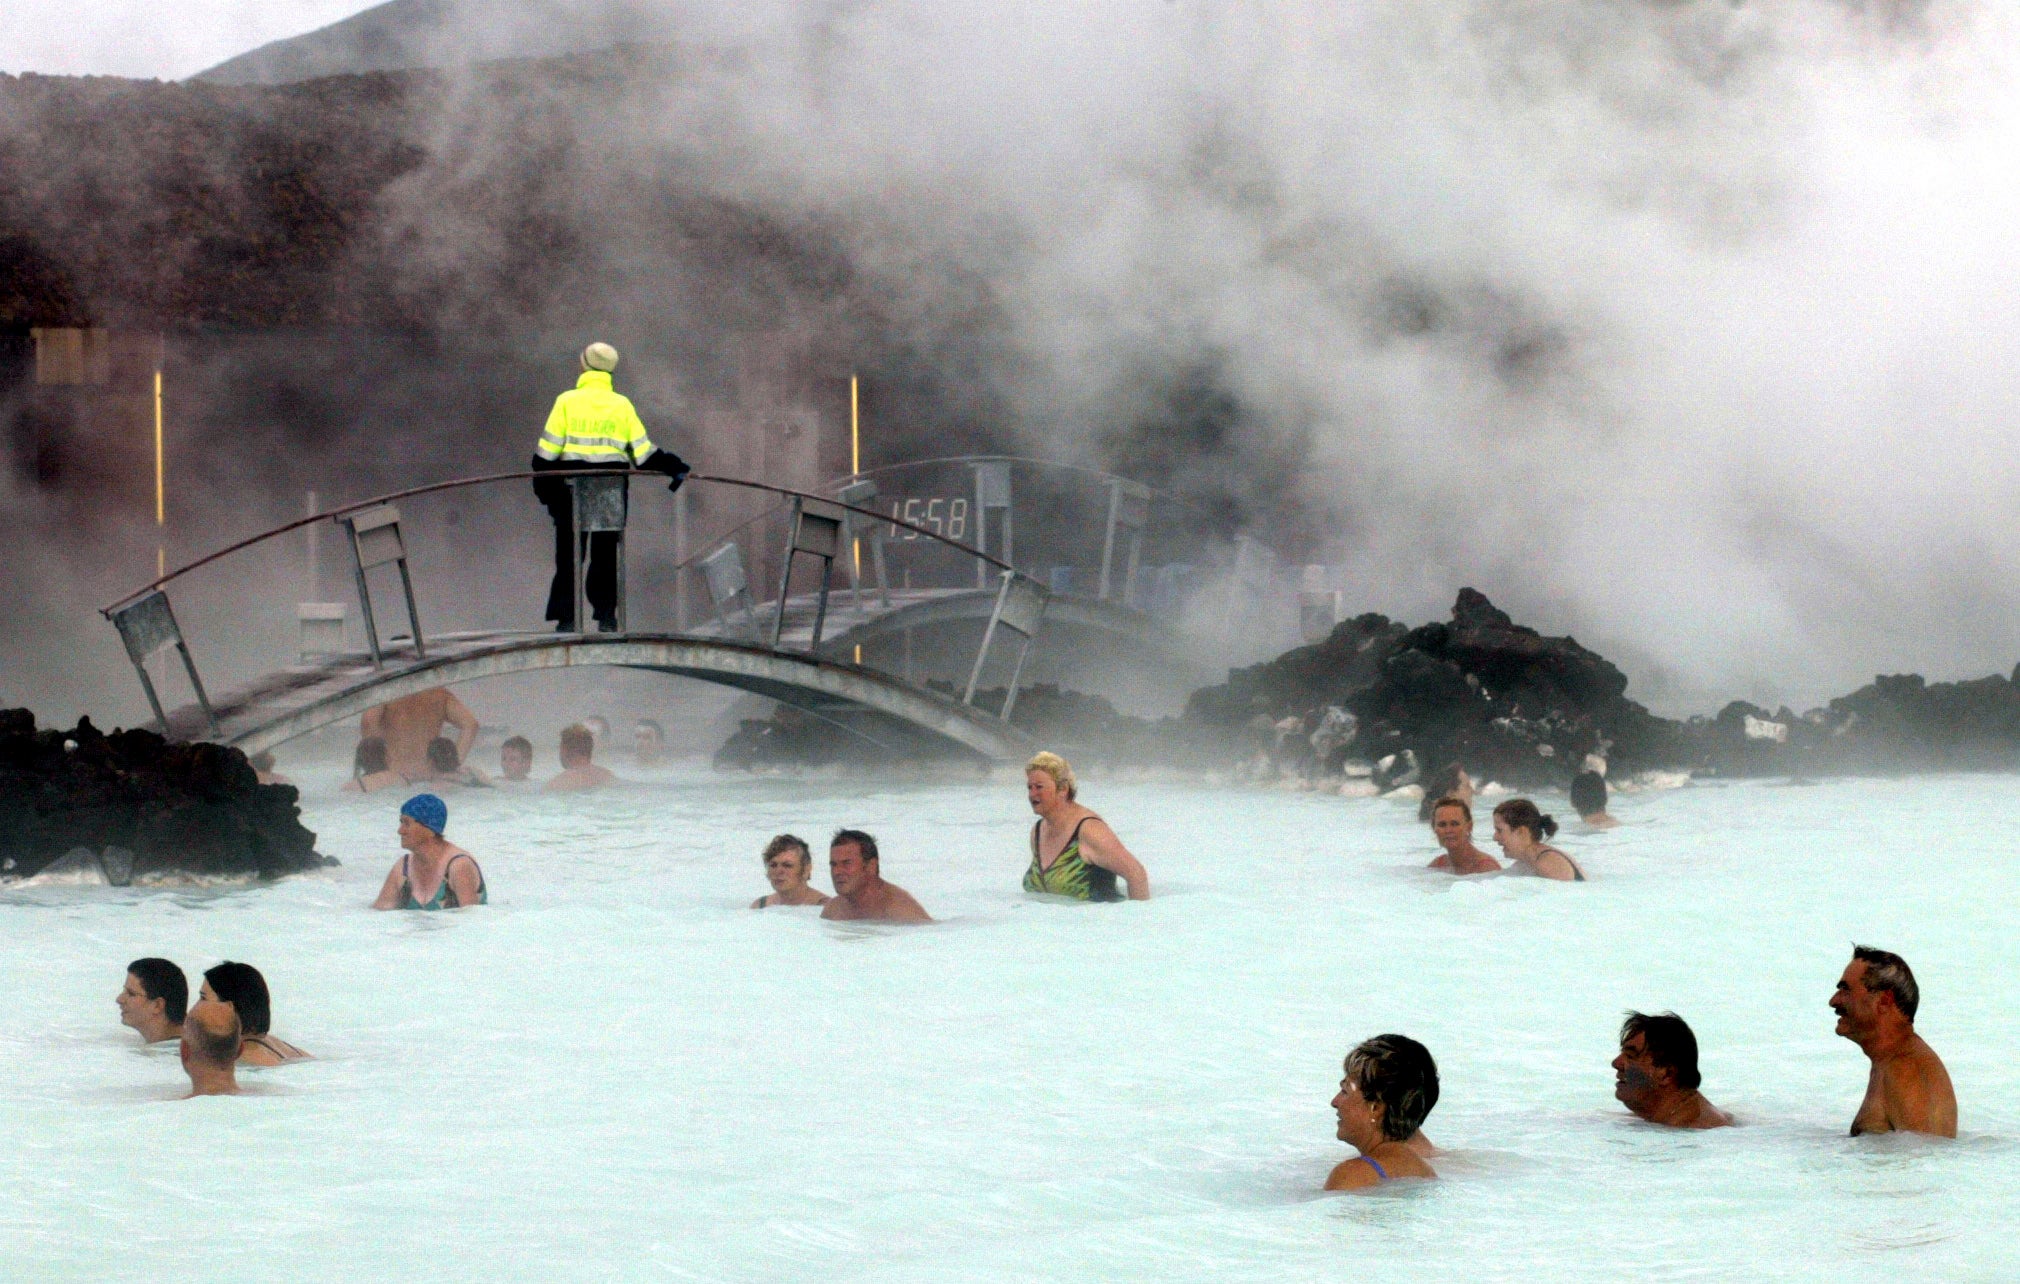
[545,509,620,627]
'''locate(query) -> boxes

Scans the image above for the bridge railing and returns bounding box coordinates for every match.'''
[100,470,1051,739]
[817,455,1297,634]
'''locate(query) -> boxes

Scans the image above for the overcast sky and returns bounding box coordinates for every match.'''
[0,0,373,80]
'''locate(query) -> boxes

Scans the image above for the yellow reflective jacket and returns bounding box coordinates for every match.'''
[536,370,657,465]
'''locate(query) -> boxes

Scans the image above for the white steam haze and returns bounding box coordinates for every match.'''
[9,0,2020,725]
[0,2,374,79]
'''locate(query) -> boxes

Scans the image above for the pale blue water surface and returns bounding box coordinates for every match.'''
[2,768,2015,1280]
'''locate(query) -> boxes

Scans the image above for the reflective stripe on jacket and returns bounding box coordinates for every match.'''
[536,370,657,465]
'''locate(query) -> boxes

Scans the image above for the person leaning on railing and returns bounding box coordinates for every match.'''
[532,342,690,632]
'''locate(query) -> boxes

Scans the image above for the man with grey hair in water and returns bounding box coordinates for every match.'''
[1831,945,1956,1138]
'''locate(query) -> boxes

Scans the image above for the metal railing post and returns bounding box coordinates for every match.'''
[105,590,217,737]
[963,570,1049,718]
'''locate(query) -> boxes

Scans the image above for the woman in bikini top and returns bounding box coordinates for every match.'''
[1022,752,1150,901]
[1326,1035,1440,1191]
[1491,798,1586,882]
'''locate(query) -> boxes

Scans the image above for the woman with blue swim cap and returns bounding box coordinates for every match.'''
[370,794,488,910]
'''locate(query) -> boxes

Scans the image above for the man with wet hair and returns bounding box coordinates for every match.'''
[1832,945,1956,1138]
[545,723,618,792]
[499,735,534,782]
[117,958,187,1045]
[820,829,930,923]
[752,834,829,908]
[1613,1012,1730,1129]
[179,1000,242,1098]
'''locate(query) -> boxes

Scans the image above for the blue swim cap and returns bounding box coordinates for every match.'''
[400,793,447,835]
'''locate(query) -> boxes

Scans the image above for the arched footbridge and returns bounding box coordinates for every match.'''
[100,467,1293,763]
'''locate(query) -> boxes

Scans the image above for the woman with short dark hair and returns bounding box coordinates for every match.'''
[1326,1034,1440,1189]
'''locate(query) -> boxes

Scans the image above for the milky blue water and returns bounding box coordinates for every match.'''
[2,767,2014,1280]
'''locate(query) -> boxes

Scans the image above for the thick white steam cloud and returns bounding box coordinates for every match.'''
[589,0,2019,711]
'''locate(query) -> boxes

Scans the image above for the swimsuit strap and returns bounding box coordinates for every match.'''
[1541,847,1586,881]
[1361,1156,1388,1181]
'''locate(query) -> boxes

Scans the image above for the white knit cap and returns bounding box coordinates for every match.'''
[581,342,619,372]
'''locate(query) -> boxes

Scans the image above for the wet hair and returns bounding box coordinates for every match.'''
[1852,945,1920,1022]
[830,829,879,863]
[354,736,389,776]
[1620,1011,1702,1092]
[1344,1034,1440,1142]
[127,957,188,1024]
[1493,798,1558,842]
[425,737,461,773]
[1417,763,1467,823]
[763,833,812,870]
[203,961,273,1036]
[501,735,533,757]
[1430,795,1472,825]
[1025,751,1077,801]
[186,1003,241,1067]
[559,723,595,763]
[1570,770,1609,818]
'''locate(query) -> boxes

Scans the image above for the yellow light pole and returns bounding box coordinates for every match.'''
[851,374,862,666]
[153,340,165,578]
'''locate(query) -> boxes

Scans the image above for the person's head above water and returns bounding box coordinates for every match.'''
[1025,751,1077,812]
[397,795,449,856]
[1492,798,1557,843]
[1833,945,1920,1042]
[202,961,274,1037]
[425,737,461,776]
[764,834,813,889]
[119,957,187,1042]
[354,736,390,777]
[633,719,665,761]
[1570,771,1610,819]
[1336,1034,1440,1145]
[179,1000,241,1095]
[829,829,881,897]
[559,724,596,768]
[581,342,619,373]
[500,735,532,781]
[1417,763,1472,822]
[1431,796,1472,843]
[1615,1011,1701,1100]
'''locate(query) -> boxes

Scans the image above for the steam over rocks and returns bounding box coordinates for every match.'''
[0,710,326,883]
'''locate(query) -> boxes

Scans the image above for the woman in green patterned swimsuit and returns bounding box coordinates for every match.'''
[1023,751,1151,901]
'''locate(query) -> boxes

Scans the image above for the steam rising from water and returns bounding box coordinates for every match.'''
[11,0,2020,724]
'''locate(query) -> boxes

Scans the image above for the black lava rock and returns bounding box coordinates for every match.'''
[0,710,327,882]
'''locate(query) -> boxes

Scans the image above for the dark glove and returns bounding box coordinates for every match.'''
[642,448,691,493]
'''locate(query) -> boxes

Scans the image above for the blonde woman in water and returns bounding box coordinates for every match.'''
[1023,752,1150,901]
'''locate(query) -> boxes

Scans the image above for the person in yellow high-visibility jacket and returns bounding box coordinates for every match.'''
[532,342,689,631]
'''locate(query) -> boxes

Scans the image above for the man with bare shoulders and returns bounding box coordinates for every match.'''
[1612,1011,1731,1129]
[820,830,930,923]
[753,834,829,908]
[545,723,618,793]
[1832,945,1956,1138]
[1427,797,1500,874]
[360,687,479,781]
[179,1000,242,1098]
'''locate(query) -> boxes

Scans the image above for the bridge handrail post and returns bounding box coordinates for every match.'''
[836,479,890,613]
[105,589,218,737]
[699,542,761,644]
[338,505,425,665]
[1098,478,1152,604]
[770,497,844,653]
[972,460,1013,589]
[962,570,1050,720]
